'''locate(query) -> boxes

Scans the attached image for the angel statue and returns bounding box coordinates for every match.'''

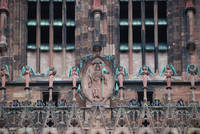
[21,65,36,88]
[115,66,128,87]
[137,65,153,88]
[68,66,80,88]
[46,67,57,88]
[160,64,177,89]
[0,64,9,88]
[186,64,199,89]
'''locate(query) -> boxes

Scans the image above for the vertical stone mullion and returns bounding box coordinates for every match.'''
[49,0,53,67]
[141,0,146,66]
[62,0,66,75]
[154,0,158,72]
[128,0,133,74]
[36,0,41,73]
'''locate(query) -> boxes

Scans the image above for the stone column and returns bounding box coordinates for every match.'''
[48,87,53,102]
[141,0,146,66]
[185,0,196,52]
[128,0,133,75]
[24,87,31,101]
[0,0,9,55]
[166,87,172,104]
[36,0,41,73]
[143,87,147,105]
[119,87,124,101]
[49,0,54,67]
[154,0,158,73]
[0,87,6,102]
[72,87,77,101]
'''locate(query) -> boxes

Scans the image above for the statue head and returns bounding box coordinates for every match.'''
[143,66,147,71]
[1,65,5,71]
[72,66,77,71]
[49,66,54,71]
[166,65,170,70]
[119,66,123,71]
[190,64,195,69]
[25,66,30,71]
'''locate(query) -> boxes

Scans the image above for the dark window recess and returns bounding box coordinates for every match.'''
[28,26,36,44]
[132,2,141,19]
[137,91,153,105]
[120,26,128,43]
[158,26,167,43]
[54,26,62,44]
[42,92,59,106]
[41,26,49,44]
[54,2,62,20]
[145,1,154,19]
[146,26,154,43]
[158,1,167,19]
[67,27,75,44]
[120,1,128,19]
[66,2,75,20]
[43,92,49,104]
[133,26,141,43]
[28,2,36,20]
[41,2,49,20]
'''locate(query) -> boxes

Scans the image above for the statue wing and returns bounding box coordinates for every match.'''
[147,66,154,75]
[123,66,128,78]
[21,66,26,76]
[186,64,190,76]
[102,62,109,74]
[29,65,36,76]
[3,64,9,76]
[68,67,73,78]
[76,67,80,77]
[77,84,81,92]
[115,68,119,79]
[136,67,143,77]
[195,65,199,74]
[46,67,50,76]
[160,65,166,76]
[169,64,177,75]
[115,83,119,92]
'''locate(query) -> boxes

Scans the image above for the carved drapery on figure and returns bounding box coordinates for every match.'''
[47,67,56,88]
[137,65,153,88]
[0,64,9,88]
[160,64,177,89]
[68,66,80,88]
[186,64,199,89]
[21,65,36,88]
[81,57,114,103]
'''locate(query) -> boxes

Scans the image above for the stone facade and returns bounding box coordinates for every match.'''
[0,0,200,134]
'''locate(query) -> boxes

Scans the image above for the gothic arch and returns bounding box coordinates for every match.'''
[42,127,58,134]
[89,128,107,134]
[161,128,179,134]
[65,127,82,134]
[136,128,154,134]
[0,129,9,134]
[113,127,131,134]
[17,128,34,134]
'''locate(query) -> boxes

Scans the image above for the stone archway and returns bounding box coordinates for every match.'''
[137,128,154,134]
[17,128,34,134]
[42,127,58,134]
[65,127,82,134]
[113,127,131,134]
[89,128,107,134]
[0,129,9,134]
[161,128,179,134]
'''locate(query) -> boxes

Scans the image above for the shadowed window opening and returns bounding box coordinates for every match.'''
[133,26,141,43]
[120,1,128,19]
[158,1,167,19]
[28,2,36,20]
[67,27,75,44]
[66,2,75,20]
[41,26,49,44]
[137,91,153,105]
[54,2,62,20]
[54,26,62,44]
[133,2,141,19]
[41,2,49,20]
[120,26,128,43]
[145,1,154,19]
[158,26,167,43]
[28,26,36,44]
[146,26,154,43]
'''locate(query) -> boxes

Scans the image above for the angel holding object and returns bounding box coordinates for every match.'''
[136,65,153,88]
[160,64,177,89]
[46,67,57,88]
[21,65,36,88]
[0,64,9,88]
[115,66,128,88]
[68,66,80,88]
[186,64,199,89]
